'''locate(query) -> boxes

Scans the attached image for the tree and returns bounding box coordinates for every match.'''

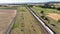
[28,5,33,7]
[52,6,55,9]
[57,8,60,10]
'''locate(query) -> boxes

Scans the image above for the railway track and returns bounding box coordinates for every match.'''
[26,6,55,34]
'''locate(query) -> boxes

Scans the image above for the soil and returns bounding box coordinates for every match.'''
[0,10,17,34]
[46,13,60,21]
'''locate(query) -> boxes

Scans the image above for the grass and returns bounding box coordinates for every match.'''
[12,23,18,29]
[12,7,26,29]
[10,7,45,34]
[31,6,60,34]
[32,7,60,14]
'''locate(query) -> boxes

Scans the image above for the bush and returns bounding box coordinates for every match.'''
[41,16,45,19]
[40,11,44,14]
[44,17,49,21]
[51,24,56,26]
[58,19,60,22]
[44,17,50,23]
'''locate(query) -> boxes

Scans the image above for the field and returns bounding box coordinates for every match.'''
[46,13,60,21]
[10,7,45,34]
[31,6,60,34]
[0,10,16,34]
[0,6,17,10]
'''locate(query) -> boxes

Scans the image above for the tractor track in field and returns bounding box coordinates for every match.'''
[26,6,55,34]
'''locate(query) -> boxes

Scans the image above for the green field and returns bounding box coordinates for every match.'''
[31,6,60,34]
[10,7,45,34]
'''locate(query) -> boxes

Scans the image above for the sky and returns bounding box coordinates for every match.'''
[0,0,60,3]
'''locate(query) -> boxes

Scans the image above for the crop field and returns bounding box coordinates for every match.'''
[31,6,60,34]
[10,7,45,34]
[46,13,60,21]
[0,10,16,34]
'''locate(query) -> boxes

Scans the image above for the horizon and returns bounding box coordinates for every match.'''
[0,0,60,4]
